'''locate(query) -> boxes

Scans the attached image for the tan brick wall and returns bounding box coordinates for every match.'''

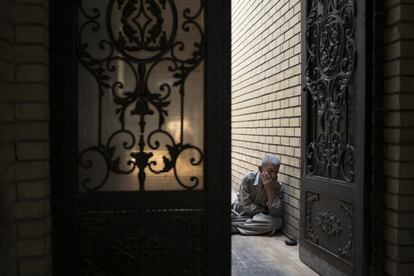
[231,0,301,238]
[383,1,414,275]
[0,0,51,275]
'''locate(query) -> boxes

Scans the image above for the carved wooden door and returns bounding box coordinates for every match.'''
[50,0,230,275]
[300,0,366,275]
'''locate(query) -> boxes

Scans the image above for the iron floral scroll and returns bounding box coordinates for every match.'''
[304,0,356,182]
[77,0,205,191]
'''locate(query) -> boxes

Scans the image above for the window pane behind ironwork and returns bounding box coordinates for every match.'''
[77,0,205,192]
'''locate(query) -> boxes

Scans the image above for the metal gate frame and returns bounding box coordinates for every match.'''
[49,1,231,275]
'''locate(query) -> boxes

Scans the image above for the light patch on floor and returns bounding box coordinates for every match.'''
[232,233,319,276]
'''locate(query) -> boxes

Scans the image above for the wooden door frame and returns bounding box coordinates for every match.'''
[49,1,231,275]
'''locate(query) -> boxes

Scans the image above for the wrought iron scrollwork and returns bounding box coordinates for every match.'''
[304,0,356,182]
[77,0,205,191]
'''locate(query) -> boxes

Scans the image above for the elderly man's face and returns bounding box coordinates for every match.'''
[259,162,280,182]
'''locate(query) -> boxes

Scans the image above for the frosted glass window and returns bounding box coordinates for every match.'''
[77,0,204,192]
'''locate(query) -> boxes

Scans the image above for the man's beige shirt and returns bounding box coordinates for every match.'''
[234,171,283,217]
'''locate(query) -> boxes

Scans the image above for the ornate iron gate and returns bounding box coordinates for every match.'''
[300,0,366,275]
[51,0,231,275]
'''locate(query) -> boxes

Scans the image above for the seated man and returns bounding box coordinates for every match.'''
[231,154,283,235]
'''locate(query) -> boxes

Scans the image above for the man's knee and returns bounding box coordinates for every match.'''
[252,213,282,229]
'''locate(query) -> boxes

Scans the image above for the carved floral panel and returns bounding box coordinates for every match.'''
[305,192,354,263]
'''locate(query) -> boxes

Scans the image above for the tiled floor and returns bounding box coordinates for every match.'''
[232,233,319,276]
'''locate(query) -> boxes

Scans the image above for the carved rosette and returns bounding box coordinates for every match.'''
[304,0,356,182]
[316,211,343,237]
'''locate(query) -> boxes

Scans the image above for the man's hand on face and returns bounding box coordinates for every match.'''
[261,171,274,191]
[259,163,280,209]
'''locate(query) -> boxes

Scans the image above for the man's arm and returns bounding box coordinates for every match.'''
[239,175,266,216]
[262,172,282,216]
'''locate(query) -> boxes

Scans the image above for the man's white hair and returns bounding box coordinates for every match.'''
[261,154,281,166]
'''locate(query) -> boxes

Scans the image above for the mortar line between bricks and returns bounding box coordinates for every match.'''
[232,97,302,107]
[384,175,414,181]
[15,176,49,182]
[382,158,414,164]
[17,231,52,241]
[16,195,51,202]
[384,38,414,46]
[16,214,52,223]
[384,57,414,63]
[384,19,414,29]
[14,42,48,49]
[385,38,414,44]
[15,62,49,67]
[383,91,414,96]
[14,158,49,163]
[231,114,302,120]
[231,96,301,106]
[0,56,14,63]
[17,250,52,262]
[16,214,51,223]
[232,153,300,161]
[232,139,301,146]
[231,79,302,100]
[384,74,414,80]
[384,2,414,10]
[383,254,414,264]
[14,139,49,143]
[14,2,49,10]
[381,125,414,130]
[16,157,50,163]
[14,22,49,30]
[232,155,300,165]
[13,81,49,85]
[384,207,414,214]
[384,223,414,231]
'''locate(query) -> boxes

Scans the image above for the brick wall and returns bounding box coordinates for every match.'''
[0,0,51,275]
[383,1,414,275]
[0,0,18,274]
[231,0,301,238]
